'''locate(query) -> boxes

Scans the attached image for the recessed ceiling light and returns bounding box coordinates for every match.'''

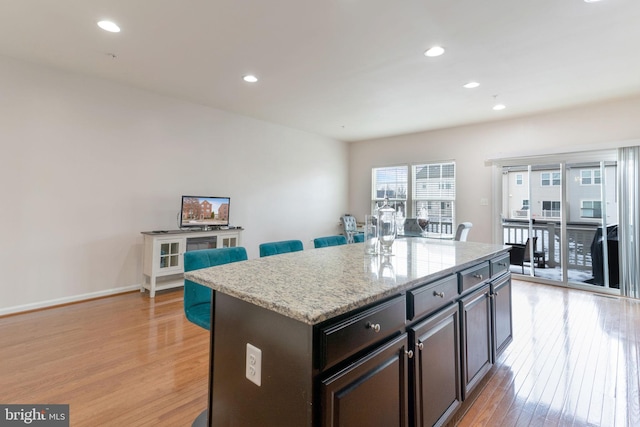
[493,104,506,111]
[463,81,480,89]
[97,20,120,33]
[424,46,445,57]
[584,0,603,3]
[243,75,258,83]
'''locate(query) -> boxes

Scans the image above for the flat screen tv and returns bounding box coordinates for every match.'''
[180,196,231,229]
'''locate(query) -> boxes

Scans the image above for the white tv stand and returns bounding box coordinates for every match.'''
[140,228,243,297]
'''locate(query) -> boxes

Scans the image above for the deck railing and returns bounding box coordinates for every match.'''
[502,219,599,271]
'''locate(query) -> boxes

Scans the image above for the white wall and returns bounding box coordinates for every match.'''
[0,56,348,314]
[349,96,640,244]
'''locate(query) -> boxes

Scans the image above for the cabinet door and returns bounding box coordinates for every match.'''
[321,334,409,427]
[155,238,184,274]
[220,234,238,248]
[410,303,461,427]
[492,274,513,359]
[460,283,492,399]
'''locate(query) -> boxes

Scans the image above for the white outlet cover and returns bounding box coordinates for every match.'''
[246,343,262,386]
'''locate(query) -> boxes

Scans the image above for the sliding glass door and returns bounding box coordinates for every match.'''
[500,155,619,293]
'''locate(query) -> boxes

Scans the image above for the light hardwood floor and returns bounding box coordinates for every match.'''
[1,280,639,426]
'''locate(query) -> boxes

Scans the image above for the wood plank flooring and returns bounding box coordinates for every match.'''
[456,280,640,427]
[1,280,639,426]
[0,291,209,426]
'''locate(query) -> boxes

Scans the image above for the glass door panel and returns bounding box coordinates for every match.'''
[566,161,619,290]
[529,164,562,281]
[502,164,563,280]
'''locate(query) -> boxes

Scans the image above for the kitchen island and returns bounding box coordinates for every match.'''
[185,238,511,427]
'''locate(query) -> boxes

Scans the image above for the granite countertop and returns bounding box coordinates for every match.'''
[184,239,509,326]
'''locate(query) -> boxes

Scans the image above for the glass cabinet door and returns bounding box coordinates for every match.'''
[221,236,238,248]
[159,240,181,270]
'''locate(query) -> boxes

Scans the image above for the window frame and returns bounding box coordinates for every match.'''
[541,172,561,186]
[371,162,457,237]
[580,169,601,186]
[580,200,602,218]
[371,165,408,216]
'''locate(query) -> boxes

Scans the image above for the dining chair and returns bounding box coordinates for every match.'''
[454,222,473,241]
[313,235,347,248]
[259,239,304,257]
[183,246,248,330]
[340,214,364,243]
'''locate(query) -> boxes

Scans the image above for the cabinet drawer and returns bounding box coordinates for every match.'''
[318,295,406,371]
[458,262,490,294]
[407,275,458,321]
[490,253,510,278]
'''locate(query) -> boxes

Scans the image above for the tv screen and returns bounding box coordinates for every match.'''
[180,196,230,229]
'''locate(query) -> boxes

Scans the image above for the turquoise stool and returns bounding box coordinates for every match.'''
[183,247,248,330]
[313,235,347,248]
[259,240,304,257]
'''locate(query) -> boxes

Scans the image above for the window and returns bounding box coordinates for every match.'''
[371,166,407,216]
[580,169,601,185]
[515,174,523,185]
[371,162,457,236]
[581,200,602,218]
[542,200,561,217]
[522,200,529,210]
[541,172,560,186]
[412,162,456,236]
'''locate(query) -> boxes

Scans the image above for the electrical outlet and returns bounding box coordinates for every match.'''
[246,343,262,386]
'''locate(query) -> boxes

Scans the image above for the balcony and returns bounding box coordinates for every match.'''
[502,219,618,288]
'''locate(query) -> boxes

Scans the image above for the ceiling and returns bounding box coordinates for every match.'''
[1,0,639,142]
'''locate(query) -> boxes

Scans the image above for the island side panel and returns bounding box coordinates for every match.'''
[210,292,314,426]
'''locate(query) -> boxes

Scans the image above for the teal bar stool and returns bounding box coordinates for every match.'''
[259,240,304,257]
[183,246,248,330]
[313,235,347,248]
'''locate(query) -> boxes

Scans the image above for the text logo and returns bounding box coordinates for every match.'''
[0,405,69,426]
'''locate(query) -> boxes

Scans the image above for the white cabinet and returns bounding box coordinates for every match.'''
[141,229,242,297]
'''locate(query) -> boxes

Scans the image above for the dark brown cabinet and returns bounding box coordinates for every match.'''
[200,247,513,427]
[491,273,513,360]
[409,303,461,427]
[321,333,410,427]
[459,283,492,399]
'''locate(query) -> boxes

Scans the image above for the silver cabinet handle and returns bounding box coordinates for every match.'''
[473,273,483,280]
[405,350,414,358]
[416,342,424,351]
[433,291,445,298]
[367,322,381,333]
[498,262,507,267]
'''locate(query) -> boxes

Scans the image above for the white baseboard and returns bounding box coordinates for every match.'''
[0,284,141,317]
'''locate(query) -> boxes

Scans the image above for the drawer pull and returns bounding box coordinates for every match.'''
[367,322,381,333]
[433,291,445,298]
[495,291,500,296]
[405,350,414,358]
[497,262,507,267]
[473,273,483,280]
[416,342,424,351]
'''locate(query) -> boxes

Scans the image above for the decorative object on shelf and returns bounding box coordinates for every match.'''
[377,199,397,255]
